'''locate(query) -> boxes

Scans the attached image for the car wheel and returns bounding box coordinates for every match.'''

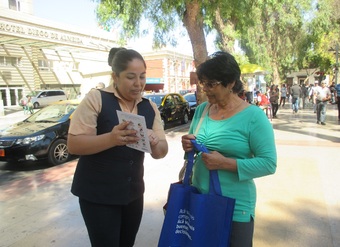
[33,102,39,109]
[181,111,189,124]
[48,139,70,165]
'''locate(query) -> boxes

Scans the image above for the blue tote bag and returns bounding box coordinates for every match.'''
[158,140,235,247]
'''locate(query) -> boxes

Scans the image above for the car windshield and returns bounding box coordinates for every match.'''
[30,91,42,97]
[184,94,196,102]
[25,103,77,123]
[144,95,164,106]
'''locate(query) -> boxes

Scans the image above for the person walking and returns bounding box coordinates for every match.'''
[181,51,277,246]
[290,81,302,113]
[314,80,331,125]
[68,47,168,247]
[269,84,279,118]
[335,82,340,121]
[279,84,287,107]
[301,83,309,109]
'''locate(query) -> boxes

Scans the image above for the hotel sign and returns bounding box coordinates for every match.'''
[0,21,83,45]
[0,19,114,51]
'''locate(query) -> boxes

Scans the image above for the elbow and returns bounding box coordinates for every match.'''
[267,159,277,175]
[67,136,80,155]
[151,141,168,159]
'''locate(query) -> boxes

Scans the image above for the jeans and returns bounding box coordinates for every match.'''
[292,97,299,112]
[316,101,327,123]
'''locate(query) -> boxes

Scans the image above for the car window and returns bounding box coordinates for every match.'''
[39,92,47,98]
[173,95,182,104]
[184,94,196,102]
[144,95,164,106]
[164,95,174,106]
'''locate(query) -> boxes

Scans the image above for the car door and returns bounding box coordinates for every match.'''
[163,95,176,122]
[37,91,48,106]
[172,94,185,120]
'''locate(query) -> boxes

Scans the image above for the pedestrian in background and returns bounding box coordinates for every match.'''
[301,83,309,109]
[269,84,279,118]
[290,81,301,114]
[314,80,331,125]
[279,84,287,107]
[181,51,277,246]
[26,95,34,114]
[68,47,168,247]
[335,82,340,121]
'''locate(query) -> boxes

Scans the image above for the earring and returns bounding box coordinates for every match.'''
[114,83,117,89]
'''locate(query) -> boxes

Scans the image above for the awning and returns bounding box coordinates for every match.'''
[144,84,164,92]
[240,64,267,75]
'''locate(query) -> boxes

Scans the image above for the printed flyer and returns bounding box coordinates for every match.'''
[116,110,152,153]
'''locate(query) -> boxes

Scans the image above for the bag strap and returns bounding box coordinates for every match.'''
[194,103,210,136]
[184,140,223,196]
[181,103,210,183]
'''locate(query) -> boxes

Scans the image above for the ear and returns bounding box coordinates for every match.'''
[111,72,118,82]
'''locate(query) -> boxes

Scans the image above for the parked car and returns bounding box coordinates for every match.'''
[31,89,67,109]
[143,93,190,128]
[183,92,197,119]
[0,100,79,165]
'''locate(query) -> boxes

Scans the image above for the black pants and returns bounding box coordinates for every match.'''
[230,218,255,247]
[337,97,340,119]
[271,103,279,117]
[79,197,144,247]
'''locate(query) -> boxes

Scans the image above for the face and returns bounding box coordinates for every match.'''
[200,79,234,104]
[112,58,146,101]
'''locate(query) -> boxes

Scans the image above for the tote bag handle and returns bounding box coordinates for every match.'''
[184,140,223,196]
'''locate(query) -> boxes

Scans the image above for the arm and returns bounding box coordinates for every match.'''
[148,101,168,159]
[201,109,277,179]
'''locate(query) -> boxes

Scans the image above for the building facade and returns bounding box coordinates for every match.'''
[0,0,194,114]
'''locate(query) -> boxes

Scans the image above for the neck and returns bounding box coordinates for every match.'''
[216,95,240,110]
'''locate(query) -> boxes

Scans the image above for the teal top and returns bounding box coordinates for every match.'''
[188,102,277,222]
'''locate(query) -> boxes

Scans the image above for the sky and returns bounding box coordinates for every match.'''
[34,0,99,30]
[33,0,215,54]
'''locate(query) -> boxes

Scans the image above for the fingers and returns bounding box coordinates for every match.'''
[147,129,159,146]
[181,134,196,152]
[112,122,139,146]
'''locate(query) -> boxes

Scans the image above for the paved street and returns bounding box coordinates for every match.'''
[0,104,340,247]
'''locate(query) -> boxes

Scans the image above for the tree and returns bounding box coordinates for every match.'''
[298,0,340,83]
[237,0,313,85]
[96,0,210,103]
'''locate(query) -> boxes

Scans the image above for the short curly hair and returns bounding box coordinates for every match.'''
[196,51,243,93]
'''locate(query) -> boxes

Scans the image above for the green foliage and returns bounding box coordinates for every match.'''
[95,0,340,84]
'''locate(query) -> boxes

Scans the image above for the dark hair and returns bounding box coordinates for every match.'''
[196,51,243,93]
[109,47,146,75]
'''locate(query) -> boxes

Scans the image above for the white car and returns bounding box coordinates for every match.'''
[31,90,67,108]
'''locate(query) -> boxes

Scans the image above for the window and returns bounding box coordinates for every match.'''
[38,60,51,71]
[0,56,21,67]
[8,0,20,11]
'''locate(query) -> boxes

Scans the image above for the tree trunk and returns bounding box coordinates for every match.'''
[183,0,208,104]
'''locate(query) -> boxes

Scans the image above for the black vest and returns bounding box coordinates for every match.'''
[71,91,155,205]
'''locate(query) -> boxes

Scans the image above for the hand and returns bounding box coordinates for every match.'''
[147,129,159,146]
[110,121,139,146]
[181,134,196,152]
[201,151,226,170]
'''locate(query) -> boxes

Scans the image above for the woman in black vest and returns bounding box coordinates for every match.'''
[68,48,168,247]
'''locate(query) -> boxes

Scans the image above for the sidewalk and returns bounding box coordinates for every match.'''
[0,104,340,247]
